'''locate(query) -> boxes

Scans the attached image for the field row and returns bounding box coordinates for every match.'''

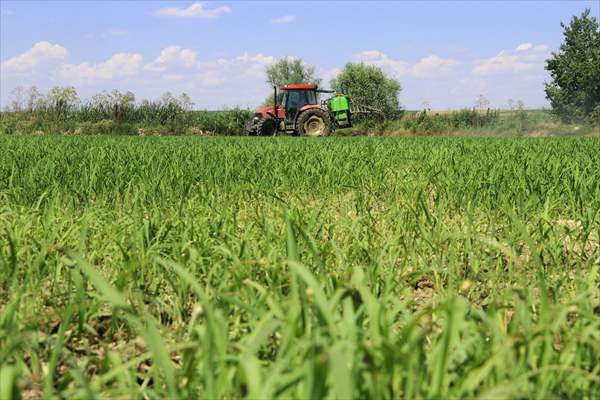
[1,136,599,398]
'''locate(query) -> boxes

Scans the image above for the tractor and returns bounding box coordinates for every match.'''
[245,85,360,137]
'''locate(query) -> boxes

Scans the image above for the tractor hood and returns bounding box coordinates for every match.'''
[255,105,284,119]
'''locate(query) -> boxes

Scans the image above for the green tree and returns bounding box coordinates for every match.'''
[263,57,321,106]
[266,57,321,88]
[330,63,402,117]
[545,8,600,123]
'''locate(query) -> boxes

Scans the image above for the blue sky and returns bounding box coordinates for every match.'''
[1,1,598,109]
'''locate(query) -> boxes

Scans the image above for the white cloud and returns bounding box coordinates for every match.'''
[145,46,198,71]
[473,43,549,75]
[59,53,143,85]
[516,43,533,51]
[192,70,226,87]
[0,41,275,104]
[1,41,68,74]
[155,2,231,18]
[131,52,273,107]
[1,39,554,110]
[355,50,410,76]
[272,15,295,24]
[203,53,275,82]
[411,55,459,77]
[350,47,549,109]
[355,50,458,78]
[320,67,341,84]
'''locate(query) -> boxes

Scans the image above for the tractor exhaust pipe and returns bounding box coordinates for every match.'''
[273,86,279,125]
[273,86,278,134]
[261,86,279,136]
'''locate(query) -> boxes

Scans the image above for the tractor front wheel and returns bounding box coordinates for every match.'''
[256,118,277,136]
[297,109,331,137]
[245,119,257,136]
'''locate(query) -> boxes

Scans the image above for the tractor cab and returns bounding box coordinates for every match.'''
[279,85,319,124]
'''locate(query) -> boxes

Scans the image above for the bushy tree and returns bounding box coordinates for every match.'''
[266,57,321,88]
[545,8,600,123]
[330,63,402,117]
[263,57,321,106]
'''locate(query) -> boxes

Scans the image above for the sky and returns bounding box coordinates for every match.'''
[1,0,598,110]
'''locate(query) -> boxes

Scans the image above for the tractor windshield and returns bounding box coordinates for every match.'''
[283,89,318,122]
[284,90,316,108]
[287,91,304,109]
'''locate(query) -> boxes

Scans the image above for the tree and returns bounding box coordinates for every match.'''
[46,86,80,116]
[266,57,321,88]
[109,90,135,121]
[89,89,135,121]
[263,57,321,106]
[330,63,402,117]
[545,8,600,123]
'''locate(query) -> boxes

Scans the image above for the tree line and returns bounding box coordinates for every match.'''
[5,87,194,122]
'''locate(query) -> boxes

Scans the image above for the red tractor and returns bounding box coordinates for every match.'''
[245,85,338,137]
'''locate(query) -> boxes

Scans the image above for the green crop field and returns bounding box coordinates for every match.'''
[1,136,599,399]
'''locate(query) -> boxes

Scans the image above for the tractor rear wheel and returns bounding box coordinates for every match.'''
[297,109,331,137]
[257,118,277,136]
